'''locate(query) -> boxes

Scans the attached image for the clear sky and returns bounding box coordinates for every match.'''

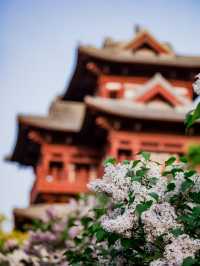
[1,0,200,226]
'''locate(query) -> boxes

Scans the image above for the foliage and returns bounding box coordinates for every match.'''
[185,74,200,128]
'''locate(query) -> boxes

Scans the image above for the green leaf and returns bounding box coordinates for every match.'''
[136,200,153,215]
[140,151,150,161]
[94,208,106,219]
[123,160,130,165]
[114,202,125,209]
[193,102,200,121]
[187,144,200,166]
[121,238,136,249]
[128,192,135,204]
[185,110,195,129]
[162,170,172,176]
[182,256,197,266]
[189,192,200,204]
[104,157,116,165]
[148,192,159,202]
[81,217,93,227]
[171,168,184,177]
[131,160,140,168]
[192,206,200,217]
[169,195,179,204]
[184,170,196,178]
[67,217,76,227]
[165,156,176,166]
[88,223,101,234]
[136,167,149,177]
[179,156,188,163]
[107,233,119,246]
[95,228,107,241]
[185,102,200,128]
[170,227,184,237]
[131,175,142,182]
[167,182,176,192]
[181,179,194,192]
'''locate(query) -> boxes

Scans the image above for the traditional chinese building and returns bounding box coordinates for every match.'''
[7,28,200,227]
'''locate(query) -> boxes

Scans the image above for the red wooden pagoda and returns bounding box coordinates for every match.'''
[7,28,200,224]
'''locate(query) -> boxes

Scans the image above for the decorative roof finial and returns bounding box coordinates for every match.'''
[134,24,142,34]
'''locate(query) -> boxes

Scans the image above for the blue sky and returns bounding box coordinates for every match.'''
[1,0,200,227]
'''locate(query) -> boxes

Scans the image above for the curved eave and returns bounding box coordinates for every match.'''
[85,96,188,123]
[79,46,200,68]
[18,115,82,133]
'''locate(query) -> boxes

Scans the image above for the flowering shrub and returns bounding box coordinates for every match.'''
[63,154,200,266]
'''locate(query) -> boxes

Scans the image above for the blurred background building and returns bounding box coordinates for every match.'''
[6,27,200,228]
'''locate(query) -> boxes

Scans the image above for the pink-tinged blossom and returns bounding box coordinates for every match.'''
[68,225,82,239]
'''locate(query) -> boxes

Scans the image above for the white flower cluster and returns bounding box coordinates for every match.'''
[141,203,179,242]
[88,157,200,265]
[193,73,200,95]
[101,209,136,238]
[88,163,130,202]
[89,160,166,238]
[151,235,200,266]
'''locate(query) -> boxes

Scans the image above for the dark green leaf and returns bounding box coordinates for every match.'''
[148,192,159,202]
[165,156,176,166]
[185,111,195,129]
[170,227,184,237]
[140,151,151,161]
[181,179,194,192]
[104,157,116,165]
[121,238,136,249]
[167,182,176,192]
[131,175,142,182]
[136,200,153,215]
[94,208,106,219]
[184,170,196,178]
[128,192,135,204]
[107,233,119,246]
[95,228,107,241]
[131,160,140,168]
[81,217,93,227]
[171,168,183,177]
[189,192,200,204]
[192,206,200,216]
[162,170,172,176]
[185,102,200,128]
[179,156,188,163]
[182,256,197,266]
[136,167,149,177]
